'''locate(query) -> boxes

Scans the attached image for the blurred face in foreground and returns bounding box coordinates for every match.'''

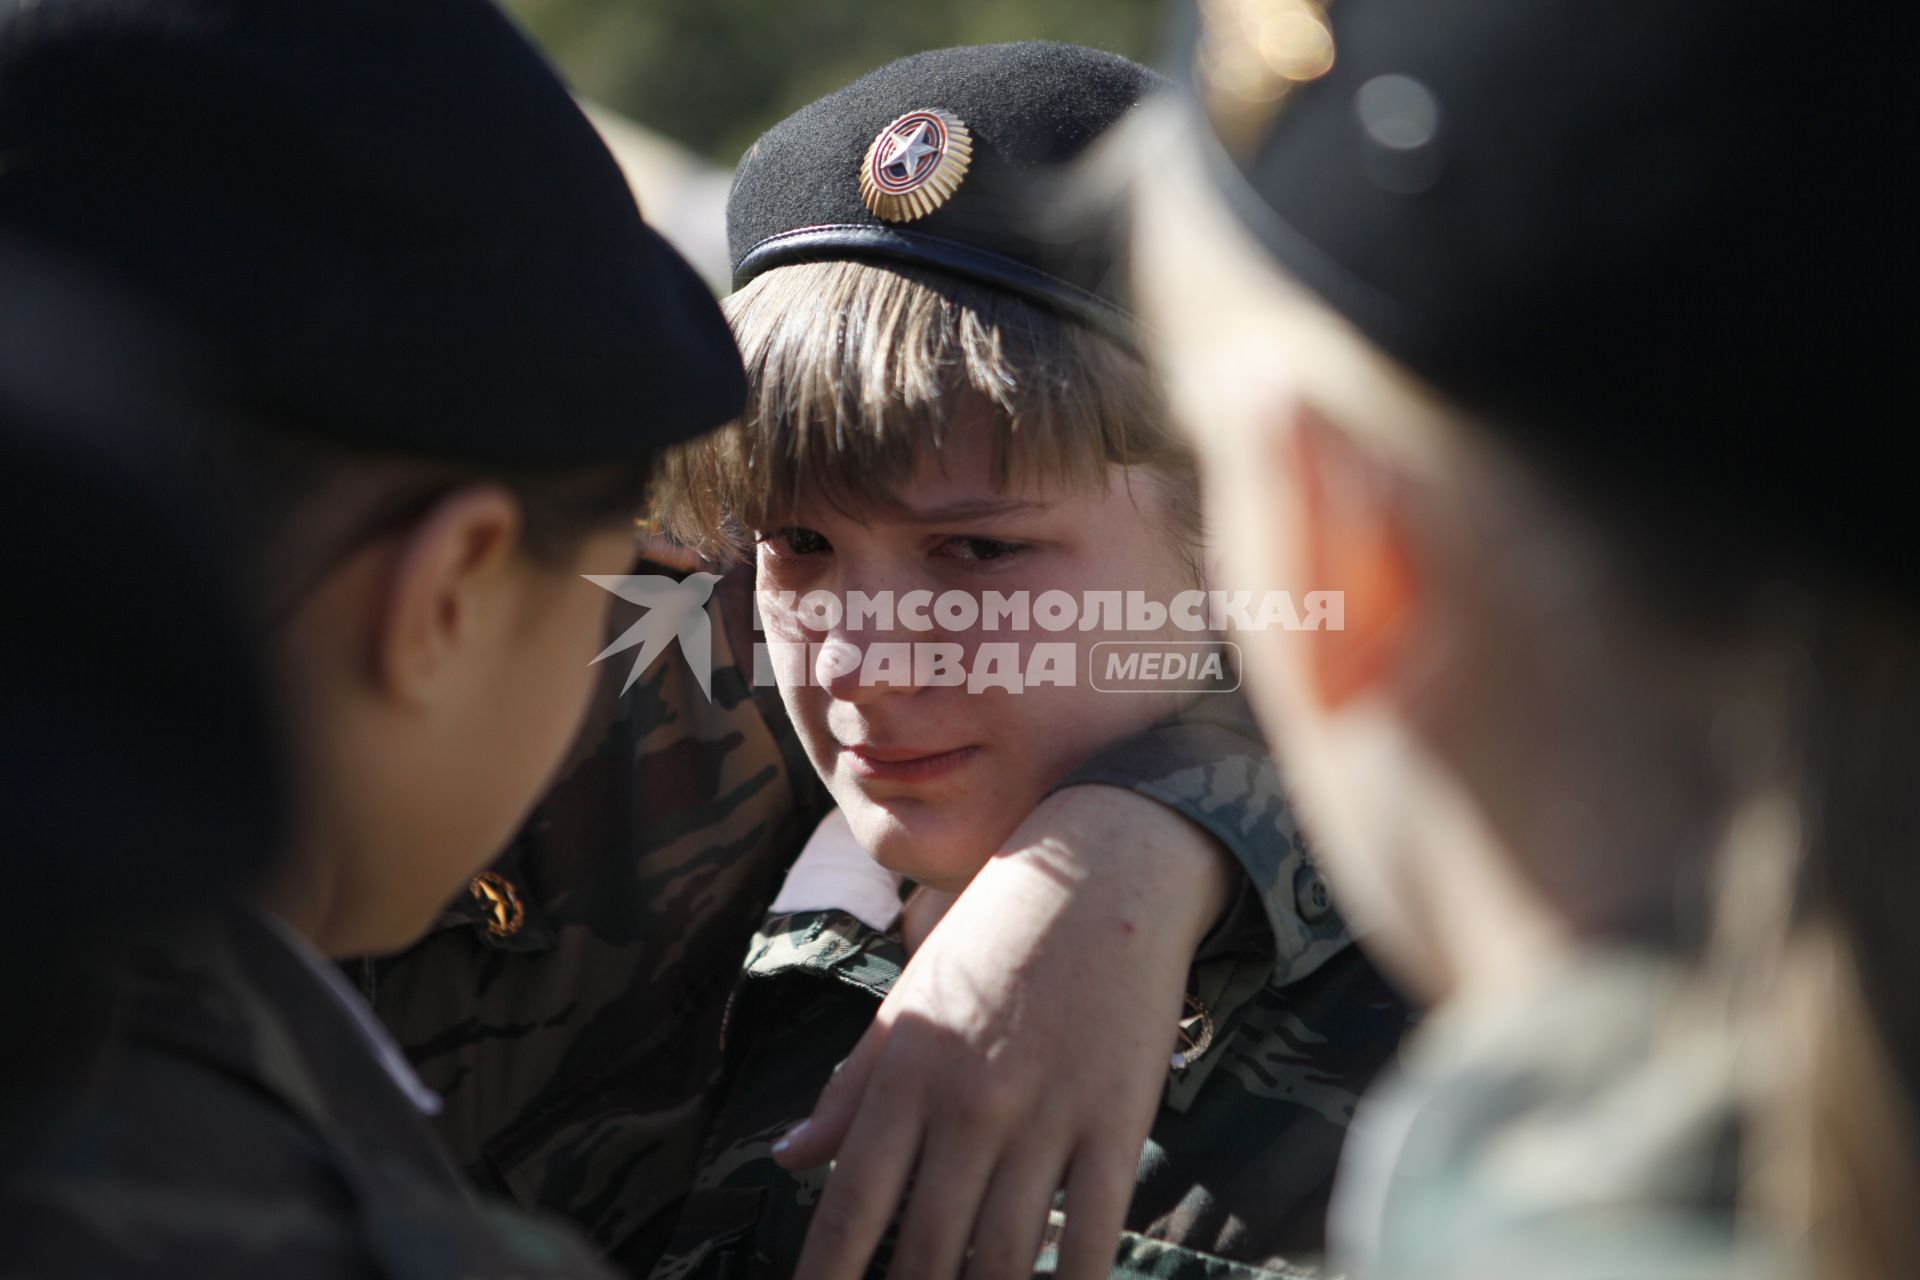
[1127,135,1496,999]
[758,402,1201,892]
[1129,129,1681,1004]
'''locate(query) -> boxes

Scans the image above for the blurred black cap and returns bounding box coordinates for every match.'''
[0,236,284,958]
[729,41,1163,339]
[1178,0,1911,592]
[0,0,745,465]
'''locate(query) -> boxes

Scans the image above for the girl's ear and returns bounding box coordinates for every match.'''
[1289,407,1420,710]
[373,485,523,705]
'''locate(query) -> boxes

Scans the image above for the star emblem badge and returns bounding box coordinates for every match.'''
[859,108,973,222]
[881,120,941,184]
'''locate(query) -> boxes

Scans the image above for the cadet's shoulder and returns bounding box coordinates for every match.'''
[1049,692,1349,985]
[1330,951,1779,1280]
[1048,691,1296,850]
[1056,691,1265,782]
[0,1021,375,1280]
[1,908,620,1280]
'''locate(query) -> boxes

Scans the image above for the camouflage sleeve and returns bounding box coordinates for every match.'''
[1046,691,1348,988]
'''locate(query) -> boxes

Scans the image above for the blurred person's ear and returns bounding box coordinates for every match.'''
[377,487,524,705]
[1290,407,1418,711]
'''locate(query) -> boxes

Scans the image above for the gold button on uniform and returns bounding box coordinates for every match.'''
[469,871,525,939]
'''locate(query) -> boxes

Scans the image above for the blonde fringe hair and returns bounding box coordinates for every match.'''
[650,258,1199,564]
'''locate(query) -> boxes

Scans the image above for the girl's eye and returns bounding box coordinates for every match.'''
[936,536,1026,564]
[763,526,831,557]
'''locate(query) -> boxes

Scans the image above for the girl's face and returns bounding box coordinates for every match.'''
[757,408,1205,891]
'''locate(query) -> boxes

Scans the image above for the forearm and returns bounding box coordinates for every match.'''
[1000,784,1236,953]
[1047,693,1349,985]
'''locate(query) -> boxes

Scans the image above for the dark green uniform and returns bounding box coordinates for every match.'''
[361,567,1399,1276]
[644,695,1410,1280]
[0,906,615,1280]
[652,919,1405,1280]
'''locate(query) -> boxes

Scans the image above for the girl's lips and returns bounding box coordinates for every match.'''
[841,743,980,783]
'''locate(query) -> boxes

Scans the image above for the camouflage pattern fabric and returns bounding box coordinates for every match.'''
[361,561,1350,1276]
[647,898,1409,1280]
[0,904,618,1280]
[1327,951,1796,1279]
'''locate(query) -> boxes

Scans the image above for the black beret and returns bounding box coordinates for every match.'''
[0,0,745,466]
[729,41,1163,338]
[1180,0,1912,592]
[0,236,284,952]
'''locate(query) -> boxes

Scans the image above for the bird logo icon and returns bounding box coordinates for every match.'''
[583,572,722,699]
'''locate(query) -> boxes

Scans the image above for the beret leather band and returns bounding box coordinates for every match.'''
[735,223,1135,346]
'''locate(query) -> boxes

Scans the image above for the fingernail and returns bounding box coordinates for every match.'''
[772,1120,810,1155]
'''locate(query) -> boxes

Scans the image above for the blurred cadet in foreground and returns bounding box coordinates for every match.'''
[0,235,283,1118]
[1127,0,1913,1275]
[0,0,741,1274]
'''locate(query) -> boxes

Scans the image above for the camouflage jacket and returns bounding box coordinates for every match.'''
[645,812,1411,1280]
[359,563,1367,1275]
[1327,951,1795,1280]
[0,904,616,1280]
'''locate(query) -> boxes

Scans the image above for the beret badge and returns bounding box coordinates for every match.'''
[859,108,973,222]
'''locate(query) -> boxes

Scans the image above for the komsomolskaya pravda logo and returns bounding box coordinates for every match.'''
[585,577,1330,701]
